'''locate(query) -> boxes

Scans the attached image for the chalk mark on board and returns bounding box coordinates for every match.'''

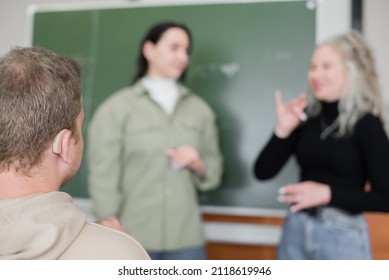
[189,62,241,79]
[262,46,291,62]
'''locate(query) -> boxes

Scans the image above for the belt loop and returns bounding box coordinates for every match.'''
[302,207,320,217]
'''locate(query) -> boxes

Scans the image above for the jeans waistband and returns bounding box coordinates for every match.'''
[299,207,366,232]
[302,207,320,217]
[301,206,359,218]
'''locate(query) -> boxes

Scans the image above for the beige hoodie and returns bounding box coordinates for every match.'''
[0,192,149,260]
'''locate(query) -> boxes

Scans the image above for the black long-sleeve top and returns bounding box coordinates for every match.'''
[254,102,389,214]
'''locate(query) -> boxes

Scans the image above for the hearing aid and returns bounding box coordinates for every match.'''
[52,129,67,154]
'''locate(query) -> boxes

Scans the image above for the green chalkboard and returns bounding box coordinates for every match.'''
[31,1,315,209]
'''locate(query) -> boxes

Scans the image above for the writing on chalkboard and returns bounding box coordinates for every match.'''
[189,62,241,79]
[262,47,292,61]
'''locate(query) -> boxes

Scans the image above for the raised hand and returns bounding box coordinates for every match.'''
[274,90,307,138]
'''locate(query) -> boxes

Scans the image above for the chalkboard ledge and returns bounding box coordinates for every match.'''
[201,205,287,218]
[74,198,288,221]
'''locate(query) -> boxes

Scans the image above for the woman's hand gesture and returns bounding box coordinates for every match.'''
[274,90,307,138]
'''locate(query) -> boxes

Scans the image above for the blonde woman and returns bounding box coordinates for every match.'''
[254,30,389,259]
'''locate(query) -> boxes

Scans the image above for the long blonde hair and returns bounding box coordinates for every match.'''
[306,30,383,136]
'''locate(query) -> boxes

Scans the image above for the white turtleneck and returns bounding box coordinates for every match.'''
[141,76,180,114]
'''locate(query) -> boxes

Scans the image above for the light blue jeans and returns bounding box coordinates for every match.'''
[147,245,207,260]
[277,207,372,260]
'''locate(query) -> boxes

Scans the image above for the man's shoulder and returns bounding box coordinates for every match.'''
[59,222,150,260]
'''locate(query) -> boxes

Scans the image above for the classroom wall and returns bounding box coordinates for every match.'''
[2,0,387,122]
[364,0,389,131]
[1,0,351,56]
[5,0,387,126]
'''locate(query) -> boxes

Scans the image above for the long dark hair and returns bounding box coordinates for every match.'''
[131,21,192,84]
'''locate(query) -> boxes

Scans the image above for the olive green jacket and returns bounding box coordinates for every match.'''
[88,81,223,251]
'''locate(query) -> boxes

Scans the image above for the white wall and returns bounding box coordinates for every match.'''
[364,0,389,129]
[316,0,351,43]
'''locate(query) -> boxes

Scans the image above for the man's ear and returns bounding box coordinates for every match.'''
[52,129,72,163]
[143,40,154,61]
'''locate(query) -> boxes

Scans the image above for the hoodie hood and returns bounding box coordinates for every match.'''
[0,191,86,259]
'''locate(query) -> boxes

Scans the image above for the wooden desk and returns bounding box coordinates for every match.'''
[365,212,389,259]
[202,207,389,260]
[202,206,284,260]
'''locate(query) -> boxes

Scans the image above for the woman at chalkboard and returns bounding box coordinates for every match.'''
[88,21,223,260]
[254,30,389,259]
